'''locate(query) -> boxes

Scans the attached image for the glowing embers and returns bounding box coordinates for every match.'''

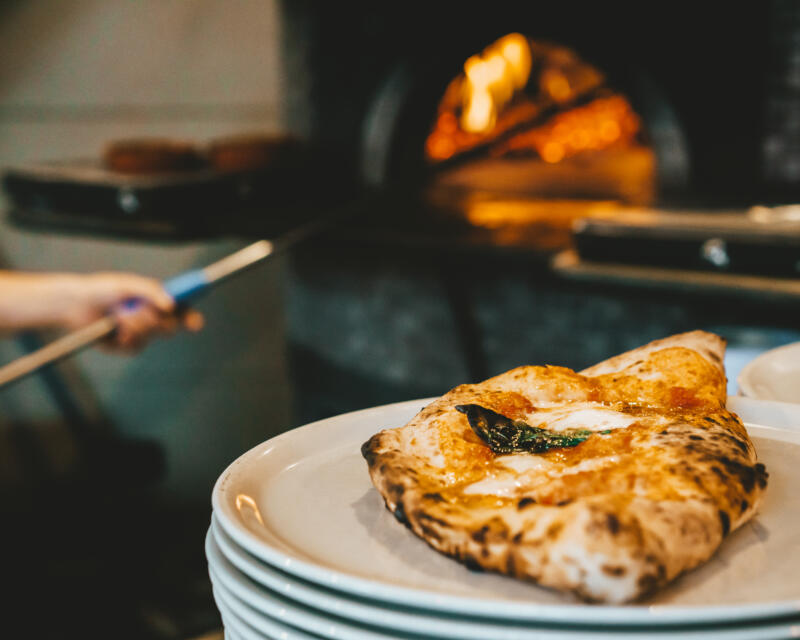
[424,34,643,168]
[495,95,641,164]
[447,195,628,251]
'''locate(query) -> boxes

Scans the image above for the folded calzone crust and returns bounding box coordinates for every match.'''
[362,331,767,603]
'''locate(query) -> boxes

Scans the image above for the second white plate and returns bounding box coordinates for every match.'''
[738,342,800,403]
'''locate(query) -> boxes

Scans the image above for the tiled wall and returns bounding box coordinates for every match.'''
[0,0,295,502]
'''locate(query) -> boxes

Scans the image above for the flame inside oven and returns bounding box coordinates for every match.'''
[425,33,655,215]
[425,33,656,250]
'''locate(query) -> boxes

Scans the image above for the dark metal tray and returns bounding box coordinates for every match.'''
[2,158,353,241]
[573,208,800,278]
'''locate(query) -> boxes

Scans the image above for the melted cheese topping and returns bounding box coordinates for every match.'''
[462,476,527,497]
[523,404,655,432]
[463,454,621,496]
[495,455,550,474]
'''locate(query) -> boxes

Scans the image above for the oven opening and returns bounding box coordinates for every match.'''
[426,33,658,249]
[364,31,688,253]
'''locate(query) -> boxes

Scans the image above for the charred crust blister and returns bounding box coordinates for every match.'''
[637,564,666,597]
[718,510,731,537]
[722,433,749,455]
[463,554,485,572]
[506,554,517,575]
[360,439,378,465]
[423,492,445,502]
[717,457,762,493]
[387,483,405,499]
[392,500,410,528]
[471,525,489,544]
[417,512,450,528]
[710,466,726,481]
[601,565,627,577]
[755,463,769,488]
[419,524,442,542]
[517,497,537,510]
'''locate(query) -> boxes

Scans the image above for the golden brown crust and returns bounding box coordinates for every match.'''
[362,331,767,603]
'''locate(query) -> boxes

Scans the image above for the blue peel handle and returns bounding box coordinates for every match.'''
[163,269,211,304]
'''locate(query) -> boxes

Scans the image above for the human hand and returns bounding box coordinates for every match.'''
[62,272,204,352]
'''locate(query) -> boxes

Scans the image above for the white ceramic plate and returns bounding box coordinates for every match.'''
[213,514,602,640]
[212,398,800,626]
[738,342,800,403]
[213,581,319,640]
[208,518,800,640]
[210,529,800,640]
[209,533,399,640]
[213,516,505,640]
[214,590,260,640]
[727,396,800,429]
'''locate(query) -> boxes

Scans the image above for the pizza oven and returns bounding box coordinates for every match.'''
[281,0,800,423]
[284,0,796,237]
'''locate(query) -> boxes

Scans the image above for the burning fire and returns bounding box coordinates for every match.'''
[460,33,532,134]
[425,34,643,166]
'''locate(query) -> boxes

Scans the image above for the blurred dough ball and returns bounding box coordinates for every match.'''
[103,138,205,174]
[207,133,296,172]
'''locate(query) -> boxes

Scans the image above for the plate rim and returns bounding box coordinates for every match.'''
[738,341,800,402]
[209,529,388,640]
[208,526,800,640]
[212,581,316,640]
[211,514,505,639]
[212,397,800,626]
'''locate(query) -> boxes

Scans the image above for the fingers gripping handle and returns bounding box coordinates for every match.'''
[0,268,212,387]
[160,240,273,305]
[118,269,209,314]
[163,269,211,304]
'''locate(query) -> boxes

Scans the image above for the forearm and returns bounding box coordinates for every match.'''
[0,270,201,351]
[0,271,86,331]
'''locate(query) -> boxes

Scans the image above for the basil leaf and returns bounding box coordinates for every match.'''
[455,404,592,454]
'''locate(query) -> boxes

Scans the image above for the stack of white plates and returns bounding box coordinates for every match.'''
[207,397,800,640]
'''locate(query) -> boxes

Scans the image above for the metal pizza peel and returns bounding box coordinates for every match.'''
[0,206,350,389]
